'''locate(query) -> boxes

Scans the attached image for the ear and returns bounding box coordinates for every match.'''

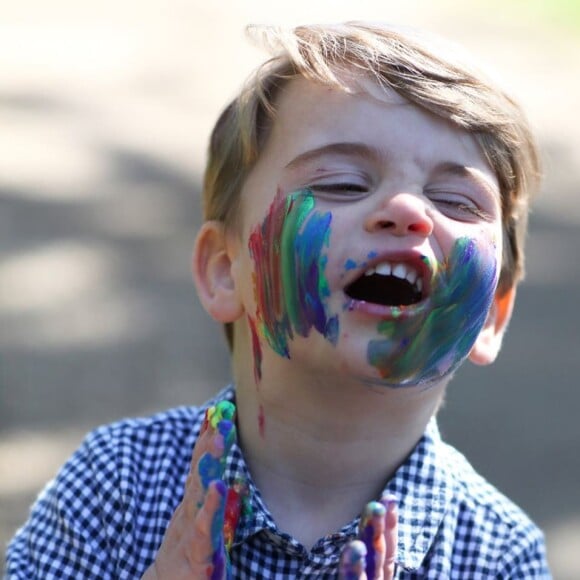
[469,285,517,366]
[192,221,244,323]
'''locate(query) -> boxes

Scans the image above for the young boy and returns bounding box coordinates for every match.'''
[7,22,551,578]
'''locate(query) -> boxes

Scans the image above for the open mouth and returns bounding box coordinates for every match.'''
[345,261,425,307]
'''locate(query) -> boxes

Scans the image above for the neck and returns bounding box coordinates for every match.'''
[233,351,445,547]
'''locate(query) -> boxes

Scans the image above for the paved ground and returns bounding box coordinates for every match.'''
[1,1,579,577]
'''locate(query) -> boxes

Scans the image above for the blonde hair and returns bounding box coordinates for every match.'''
[202,22,541,348]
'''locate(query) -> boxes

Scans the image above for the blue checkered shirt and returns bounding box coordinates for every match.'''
[6,386,550,578]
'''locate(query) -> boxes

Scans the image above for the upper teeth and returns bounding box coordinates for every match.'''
[364,261,423,291]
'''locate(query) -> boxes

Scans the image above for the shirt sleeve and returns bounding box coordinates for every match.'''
[6,429,126,579]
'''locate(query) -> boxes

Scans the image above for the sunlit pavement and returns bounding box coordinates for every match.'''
[1,2,579,577]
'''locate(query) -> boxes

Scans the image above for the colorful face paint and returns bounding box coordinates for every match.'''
[248,316,263,383]
[367,237,498,386]
[248,189,339,359]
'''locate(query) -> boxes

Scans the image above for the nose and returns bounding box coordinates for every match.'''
[364,192,433,237]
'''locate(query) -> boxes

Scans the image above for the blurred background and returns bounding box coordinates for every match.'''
[1,1,579,577]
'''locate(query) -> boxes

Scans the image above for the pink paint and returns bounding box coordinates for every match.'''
[258,405,266,439]
[248,315,263,383]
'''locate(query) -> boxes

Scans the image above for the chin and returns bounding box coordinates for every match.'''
[357,373,448,392]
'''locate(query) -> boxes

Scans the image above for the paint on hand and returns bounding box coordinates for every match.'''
[198,403,235,488]
[207,401,236,428]
[339,540,367,580]
[359,500,386,579]
[367,237,498,386]
[198,452,226,491]
[248,189,339,360]
[223,480,249,553]
[197,402,238,579]
[209,480,227,580]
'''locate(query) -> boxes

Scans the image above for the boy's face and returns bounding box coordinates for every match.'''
[227,77,505,388]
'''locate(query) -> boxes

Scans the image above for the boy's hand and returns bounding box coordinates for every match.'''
[339,495,398,580]
[142,402,237,580]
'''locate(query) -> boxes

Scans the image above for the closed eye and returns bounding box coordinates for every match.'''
[429,196,493,221]
[308,183,369,200]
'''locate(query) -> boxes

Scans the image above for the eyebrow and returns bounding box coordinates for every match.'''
[433,162,500,197]
[284,142,385,170]
[284,142,499,197]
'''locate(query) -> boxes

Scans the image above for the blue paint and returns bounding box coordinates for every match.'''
[368,237,498,386]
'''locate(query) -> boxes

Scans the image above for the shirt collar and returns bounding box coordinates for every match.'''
[210,387,278,545]
[213,386,453,570]
[383,418,454,571]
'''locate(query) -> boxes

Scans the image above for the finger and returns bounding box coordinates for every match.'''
[184,402,237,517]
[208,480,228,580]
[197,418,236,491]
[192,401,237,480]
[201,401,237,485]
[189,479,227,576]
[182,410,219,516]
[359,501,386,579]
[339,540,368,580]
[380,494,398,579]
[223,481,248,553]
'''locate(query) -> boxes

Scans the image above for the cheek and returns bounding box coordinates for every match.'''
[247,190,339,360]
[437,225,500,300]
[440,236,499,315]
[366,236,499,386]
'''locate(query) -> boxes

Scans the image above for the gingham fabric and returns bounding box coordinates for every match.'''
[6,386,550,579]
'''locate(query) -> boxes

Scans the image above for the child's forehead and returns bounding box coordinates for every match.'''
[276,74,409,112]
[267,76,414,152]
[268,76,491,173]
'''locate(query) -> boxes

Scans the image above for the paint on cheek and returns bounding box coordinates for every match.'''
[368,237,498,385]
[247,315,263,383]
[248,189,339,358]
[246,316,267,438]
[341,251,380,278]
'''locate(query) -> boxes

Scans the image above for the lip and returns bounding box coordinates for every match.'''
[344,297,430,320]
[342,250,433,319]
